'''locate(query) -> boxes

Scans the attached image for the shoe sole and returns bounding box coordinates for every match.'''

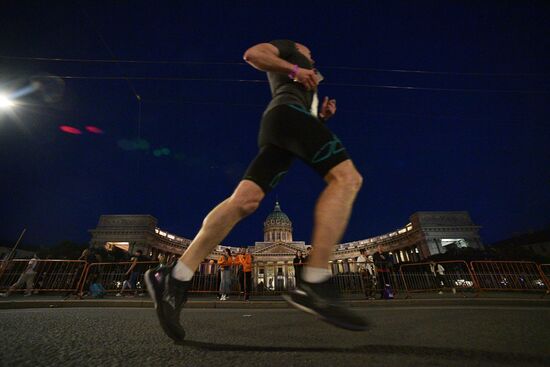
[282,294,368,332]
[144,270,185,344]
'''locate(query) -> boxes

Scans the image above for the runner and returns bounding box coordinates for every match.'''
[145,39,367,343]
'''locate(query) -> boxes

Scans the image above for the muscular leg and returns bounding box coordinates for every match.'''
[284,159,368,331]
[144,183,264,344]
[307,160,363,270]
[178,180,264,272]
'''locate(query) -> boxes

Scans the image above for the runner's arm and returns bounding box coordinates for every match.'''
[243,43,295,74]
[243,43,318,90]
[319,96,337,121]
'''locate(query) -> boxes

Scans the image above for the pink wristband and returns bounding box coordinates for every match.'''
[288,64,299,80]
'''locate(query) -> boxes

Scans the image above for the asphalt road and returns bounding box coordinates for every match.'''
[1,306,549,367]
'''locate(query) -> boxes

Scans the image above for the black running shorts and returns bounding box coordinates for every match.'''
[243,104,350,193]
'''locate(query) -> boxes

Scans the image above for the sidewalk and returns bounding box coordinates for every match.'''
[1,291,548,310]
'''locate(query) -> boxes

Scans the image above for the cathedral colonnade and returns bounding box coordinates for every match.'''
[89,206,483,289]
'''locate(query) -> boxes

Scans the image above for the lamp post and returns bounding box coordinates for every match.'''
[0,94,15,109]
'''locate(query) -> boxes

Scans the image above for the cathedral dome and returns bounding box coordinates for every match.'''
[264,201,293,242]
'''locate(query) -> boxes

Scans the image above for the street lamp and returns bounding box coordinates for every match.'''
[0,94,15,109]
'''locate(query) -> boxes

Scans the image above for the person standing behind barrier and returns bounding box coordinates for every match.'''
[293,251,305,288]
[430,261,447,294]
[117,249,148,297]
[76,247,100,298]
[373,245,392,299]
[302,247,312,265]
[211,259,222,300]
[218,249,233,301]
[0,254,38,297]
[80,247,99,264]
[237,248,253,301]
[356,249,367,272]
[356,249,375,299]
[157,254,168,270]
[366,254,376,299]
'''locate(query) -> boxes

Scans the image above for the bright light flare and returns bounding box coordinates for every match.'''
[59,125,82,135]
[0,94,15,109]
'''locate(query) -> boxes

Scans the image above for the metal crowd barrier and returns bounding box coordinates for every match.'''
[470,261,548,292]
[0,260,87,293]
[539,264,550,290]
[399,261,476,295]
[190,263,244,296]
[3,258,550,299]
[331,261,399,296]
[79,261,159,295]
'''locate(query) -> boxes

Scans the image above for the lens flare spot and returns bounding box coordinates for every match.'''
[85,125,104,134]
[59,125,82,135]
[153,147,171,157]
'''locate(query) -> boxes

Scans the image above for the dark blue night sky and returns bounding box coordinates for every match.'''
[1,1,549,247]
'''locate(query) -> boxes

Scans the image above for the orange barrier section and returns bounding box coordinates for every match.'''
[4,258,549,298]
[399,261,475,295]
[470,261,548,292]
[538,264,550,286]
[0,260,87,293]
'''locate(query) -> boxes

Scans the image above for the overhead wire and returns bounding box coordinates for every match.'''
[0,54,548,77]
[40,75,550,94]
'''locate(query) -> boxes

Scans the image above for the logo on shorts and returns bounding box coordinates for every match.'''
[312,135,346,164]
[269,170,288,188]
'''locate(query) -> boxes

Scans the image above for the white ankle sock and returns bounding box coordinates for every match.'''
[171,260,195,282]
[302,266,331,283]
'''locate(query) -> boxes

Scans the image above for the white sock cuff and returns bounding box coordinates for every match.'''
[302,266,331,283]
[171,260,195,282]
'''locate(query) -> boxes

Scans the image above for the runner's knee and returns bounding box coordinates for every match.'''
[327,165,363,192]
[230,186,264,217]
[235,197,261,217]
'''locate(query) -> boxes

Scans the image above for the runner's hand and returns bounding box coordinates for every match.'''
[294,68,318,90]
[319,96,337,120]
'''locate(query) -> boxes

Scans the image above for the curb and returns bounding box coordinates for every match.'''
[1,297,549,310]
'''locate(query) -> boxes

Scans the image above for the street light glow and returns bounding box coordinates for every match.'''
[0,94,15,109]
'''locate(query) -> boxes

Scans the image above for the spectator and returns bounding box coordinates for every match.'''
[237,248,253,301]
[293,251,305,288]
[366,254,376,298]
[117,249,148,297]
[72,247,100,298]
[303,247,312,265]
[356,249,367,272]
[357,249,376,299]
[430,261,450,294]
[215,259,222,300]
[257,280,265,293]
[373,245,392,299]
[0,254,39,297]
[218,249,233,301]
[89,273,107,298]
[204,258,222,300]
[157,254,167,269]
[79,247,102,264]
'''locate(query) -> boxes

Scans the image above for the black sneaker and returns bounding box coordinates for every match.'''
[144,265,190,344]
[282,278,368,331]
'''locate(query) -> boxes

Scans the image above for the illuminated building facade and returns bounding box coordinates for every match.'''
[89,203,483,289]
